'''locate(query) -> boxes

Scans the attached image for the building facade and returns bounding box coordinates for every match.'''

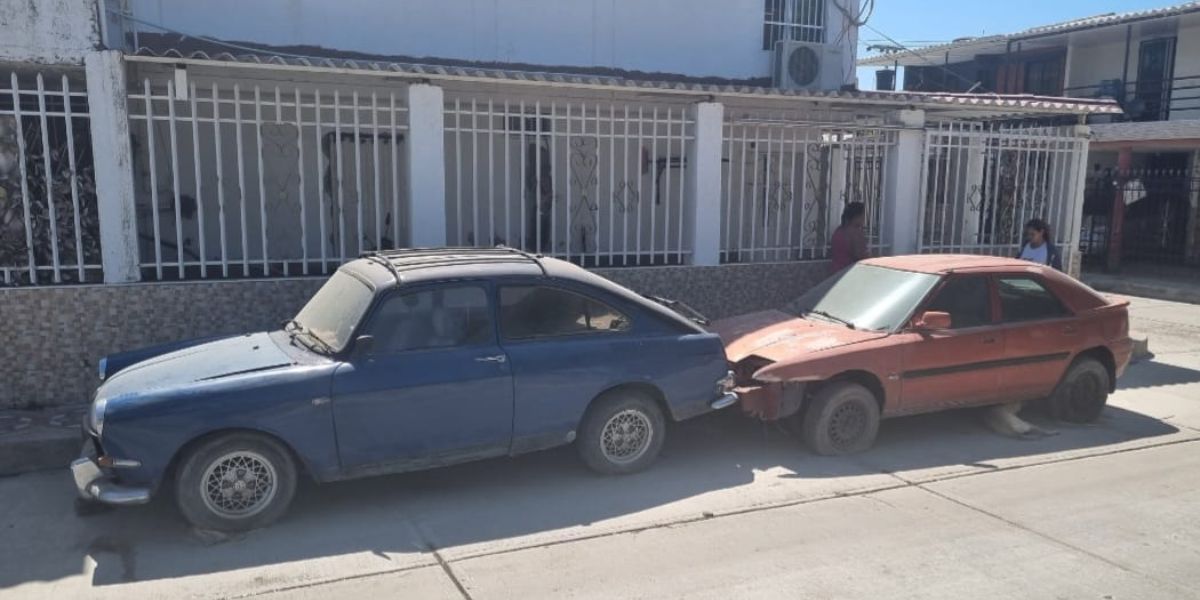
[861,2,1200,272]
[1,0,1112,408]
[113,0,862,87]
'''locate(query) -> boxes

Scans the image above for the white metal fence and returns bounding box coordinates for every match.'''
[444,95,694,267]
[721,114,896,263]
[127,74,410,280]
[1,70,99,285]
[918,121,1087,257]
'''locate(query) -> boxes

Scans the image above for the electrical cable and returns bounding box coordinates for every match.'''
[859,21,995,94]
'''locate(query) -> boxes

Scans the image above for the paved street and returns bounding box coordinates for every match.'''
[2,296,1198,600]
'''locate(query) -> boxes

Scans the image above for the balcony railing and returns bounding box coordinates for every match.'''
[1064,75,1200,122]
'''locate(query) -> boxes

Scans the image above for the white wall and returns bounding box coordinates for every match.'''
[1066,37,1129,94]
[126,0,857,83]
[1171,14,1200,121]
[1066,14,1200,121]
[0,0,100,64]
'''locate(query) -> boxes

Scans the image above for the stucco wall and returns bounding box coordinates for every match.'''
[1066,37,1130,92]
[1170,15,1200,122]
[0,261,829,408]
[125,0,857,84]
[0,0,100,64]
[1065,14,1200,122]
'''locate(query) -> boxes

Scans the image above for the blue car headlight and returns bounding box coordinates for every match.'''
[90,396,108,437]
[98,357,108,381]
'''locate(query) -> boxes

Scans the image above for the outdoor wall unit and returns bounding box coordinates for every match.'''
[771,40,845,91]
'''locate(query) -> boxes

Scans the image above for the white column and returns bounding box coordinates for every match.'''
[1064,124,1092,277]
[960,136,987,247]
[827,147,847,239]
[882,109,926,256]
[404,83,448,248]
[85,50,140,283]
[684,102,724,266]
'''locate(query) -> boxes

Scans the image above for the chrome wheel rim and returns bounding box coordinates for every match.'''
[600,409,653,465]
[200,451,278,519]
[828,402,868,450]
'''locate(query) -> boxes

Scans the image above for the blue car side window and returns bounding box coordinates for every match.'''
[499,285,630,340]
[367,286,494,353]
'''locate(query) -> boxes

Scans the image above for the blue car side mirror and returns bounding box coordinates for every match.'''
[353,335,375,359]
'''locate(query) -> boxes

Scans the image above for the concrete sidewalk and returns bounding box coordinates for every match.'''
[1084,270,1200,305]
[0,296,1198,599]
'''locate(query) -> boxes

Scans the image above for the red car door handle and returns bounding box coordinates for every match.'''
[982,337,998,344]
[1063,325,1079,334]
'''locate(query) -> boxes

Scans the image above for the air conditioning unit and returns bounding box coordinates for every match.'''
[772,40,845,91]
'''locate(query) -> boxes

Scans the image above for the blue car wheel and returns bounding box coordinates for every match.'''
[175,433,298,532]
[577,389,665,475]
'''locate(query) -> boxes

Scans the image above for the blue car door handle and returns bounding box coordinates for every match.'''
[475,354,507,363]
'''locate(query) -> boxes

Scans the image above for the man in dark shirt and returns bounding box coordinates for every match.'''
[830,202,867,274]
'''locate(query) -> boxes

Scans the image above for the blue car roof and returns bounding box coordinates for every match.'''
[340,247,704,332]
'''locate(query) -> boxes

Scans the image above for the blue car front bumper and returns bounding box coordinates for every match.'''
[71,438,151,506]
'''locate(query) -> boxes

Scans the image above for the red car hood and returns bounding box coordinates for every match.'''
[710,310,887,363]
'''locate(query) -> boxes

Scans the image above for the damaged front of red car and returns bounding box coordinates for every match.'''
[711,309,899,423]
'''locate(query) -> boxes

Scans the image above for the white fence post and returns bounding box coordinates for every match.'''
[882,109,926,256]
[405,83,448,248]
[960,135,987,247]
[685,102,723,266]
[827,146,847,240]
[85,50,140,283]
[1065,124,1091,278]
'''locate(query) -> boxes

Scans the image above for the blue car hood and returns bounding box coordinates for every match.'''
[99,332,295,398]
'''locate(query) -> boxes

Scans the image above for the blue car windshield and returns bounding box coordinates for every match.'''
[784,264,940,332]
[294,271,375,352]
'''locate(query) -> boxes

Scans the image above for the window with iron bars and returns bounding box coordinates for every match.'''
[763,0,826,50]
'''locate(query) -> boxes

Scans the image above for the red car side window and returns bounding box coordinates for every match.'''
[923,276,991,329]
[997,277,1069,322]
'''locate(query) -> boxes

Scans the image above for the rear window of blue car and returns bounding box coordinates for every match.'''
[500,286,630,340]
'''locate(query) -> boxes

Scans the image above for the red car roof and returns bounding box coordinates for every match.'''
[863,254,1032,274]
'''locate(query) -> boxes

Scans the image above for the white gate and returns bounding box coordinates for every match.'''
[444,95,694,267]
[721,115,896,263]
[918,121,1088,258]
[1,70,99,285]
[127,71,410,280]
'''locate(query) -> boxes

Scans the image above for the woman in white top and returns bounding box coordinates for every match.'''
[1016,218,1062,270]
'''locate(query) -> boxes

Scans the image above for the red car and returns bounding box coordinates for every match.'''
[712,255,1133,455]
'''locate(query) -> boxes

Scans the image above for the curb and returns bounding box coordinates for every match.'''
[0,427,80,477]
[1084,278,1200,306]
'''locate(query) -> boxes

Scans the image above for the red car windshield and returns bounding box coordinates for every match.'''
[785,264,940,332]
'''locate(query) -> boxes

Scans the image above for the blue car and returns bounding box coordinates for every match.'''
[73,248,736,531]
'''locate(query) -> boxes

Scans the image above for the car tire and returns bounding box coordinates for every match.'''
[801,381,880,456]
[174,432,298,532]
[1047,357,1110,423]
[577,389,666,475]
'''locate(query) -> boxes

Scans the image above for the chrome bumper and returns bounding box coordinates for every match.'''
[71,452,151,506]
[710,392,739,410]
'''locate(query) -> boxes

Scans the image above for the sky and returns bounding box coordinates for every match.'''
[855,0,1180,89]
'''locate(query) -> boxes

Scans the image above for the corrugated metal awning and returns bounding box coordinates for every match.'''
[126,46,1122,118]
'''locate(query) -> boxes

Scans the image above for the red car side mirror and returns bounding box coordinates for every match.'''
[914,310,953,331]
